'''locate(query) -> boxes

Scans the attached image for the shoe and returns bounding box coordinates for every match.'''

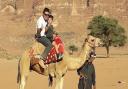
[39,60,47,68]
[57,53,63,59]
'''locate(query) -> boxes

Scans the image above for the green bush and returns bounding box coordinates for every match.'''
[87,15,127,57]
[68,45,78,55]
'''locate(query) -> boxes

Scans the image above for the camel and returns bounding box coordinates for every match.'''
[17,35,101,89]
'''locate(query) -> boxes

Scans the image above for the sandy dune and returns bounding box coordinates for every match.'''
[0,54,128,89]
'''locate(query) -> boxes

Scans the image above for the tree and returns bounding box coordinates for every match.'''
[87,15,127,57]
[68,45,78,55]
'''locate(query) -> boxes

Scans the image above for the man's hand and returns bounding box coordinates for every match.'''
[35,33,41,39]
[90,51,96,58]
[93,84,96,89]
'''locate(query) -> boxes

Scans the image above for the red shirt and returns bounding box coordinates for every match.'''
[54,36,64,53]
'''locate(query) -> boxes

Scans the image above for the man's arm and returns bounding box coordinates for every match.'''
[93,84,96,89]
[37,28,42,35]
[45,26,54,38]
[45,24,49,32]
[35,17,43,38]
[35,28,42,38]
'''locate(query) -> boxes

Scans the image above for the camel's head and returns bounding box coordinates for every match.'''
[85,35,102,48]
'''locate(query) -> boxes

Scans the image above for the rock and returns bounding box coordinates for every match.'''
[117,81,122,84]
[0,5,15,14]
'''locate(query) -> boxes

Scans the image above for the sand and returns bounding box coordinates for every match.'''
[0,54,128,89]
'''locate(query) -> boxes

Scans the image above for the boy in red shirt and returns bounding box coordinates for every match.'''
[52,32,64,60]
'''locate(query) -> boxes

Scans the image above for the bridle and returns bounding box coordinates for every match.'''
[86,38,96,49]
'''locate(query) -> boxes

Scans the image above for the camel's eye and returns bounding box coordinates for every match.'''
[91,39,95,42]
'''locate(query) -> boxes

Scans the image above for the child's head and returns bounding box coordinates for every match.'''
[53,31,58,38]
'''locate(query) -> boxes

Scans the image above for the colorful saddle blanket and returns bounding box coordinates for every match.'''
[44,47,57,64]
[29,46,63,65]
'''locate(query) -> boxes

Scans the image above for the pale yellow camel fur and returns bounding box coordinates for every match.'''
[17,35,101,89]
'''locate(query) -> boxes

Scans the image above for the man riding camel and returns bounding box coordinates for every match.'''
[35,8,52,68]
[35,8,64,68]
[45,15,54,43]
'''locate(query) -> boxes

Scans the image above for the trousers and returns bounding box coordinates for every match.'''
[36,36,52,61]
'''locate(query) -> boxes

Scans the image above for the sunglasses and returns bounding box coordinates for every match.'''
[44,13,50,16]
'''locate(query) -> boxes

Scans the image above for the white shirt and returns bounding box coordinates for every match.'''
[36,16,47,36]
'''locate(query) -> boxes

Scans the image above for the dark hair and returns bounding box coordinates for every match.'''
[53,31,58,35]
[43,7,50,14]
[49,15,54,20]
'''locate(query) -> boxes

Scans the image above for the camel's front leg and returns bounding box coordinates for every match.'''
[55,76,64,89]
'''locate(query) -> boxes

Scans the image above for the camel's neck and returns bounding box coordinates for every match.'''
[65,43,92,70]
[79,43,91,61]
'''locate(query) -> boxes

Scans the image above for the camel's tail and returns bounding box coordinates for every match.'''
[17,60,21,84]
[48,74,53,87]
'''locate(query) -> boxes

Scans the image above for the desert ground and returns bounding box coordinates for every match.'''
[0,47,128,89]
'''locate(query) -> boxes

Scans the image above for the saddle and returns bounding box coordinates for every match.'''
[29,46,63,69]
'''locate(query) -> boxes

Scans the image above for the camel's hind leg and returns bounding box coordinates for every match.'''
[55,76,64,89]
[18,67,29,89]
[18,52,30,89]
[19,75,27,89]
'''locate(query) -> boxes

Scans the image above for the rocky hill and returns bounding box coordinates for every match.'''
[0,0,128,30]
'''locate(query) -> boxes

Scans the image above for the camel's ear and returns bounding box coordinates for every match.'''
[82,38,87,48]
